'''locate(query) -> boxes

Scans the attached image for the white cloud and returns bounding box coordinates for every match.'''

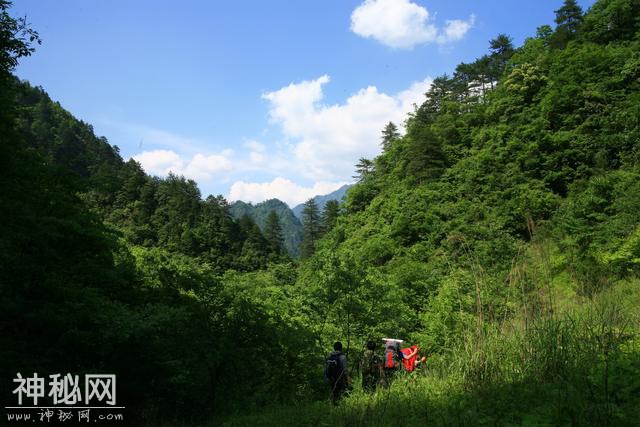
[263,75,330,134]
[438,15,476,44]
[229,178,347,207]
[350,0,473,49]
[262,75,432,181]
[133,149,184,176]
[397,79,433,113]
[132,149,232,182]
[182,153,232,181]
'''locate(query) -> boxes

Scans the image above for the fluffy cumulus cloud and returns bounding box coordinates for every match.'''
[132,149,183,176]
[127,71,438,204]
[262,74,432,181]
[350,0,474,48]
[229,178,348,207]
[133,149,232,182]
[438,16,476,43]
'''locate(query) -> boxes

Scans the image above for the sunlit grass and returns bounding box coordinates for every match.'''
[222,279,640,427]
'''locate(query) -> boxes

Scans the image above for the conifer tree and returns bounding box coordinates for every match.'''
[321,200,340,233]
[353,158,374,181]
[488,33,514,81]
[402,124,447,182]
[552,0,583,47]
[301,198,321,258]
[421,75,454,116]
[381,121,400,151]
[264,210,284,254]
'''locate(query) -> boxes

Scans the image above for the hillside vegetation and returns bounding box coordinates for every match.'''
[1,0,640,425]
[230,199,304,258]
[291,184,352,220]
[228,0,640,424]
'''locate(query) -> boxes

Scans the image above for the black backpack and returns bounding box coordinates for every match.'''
[326,353,342,382]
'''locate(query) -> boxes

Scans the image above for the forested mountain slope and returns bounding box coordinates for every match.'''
[1,7,300,422]
[291,184,352,220]
[12,81,291,272]
[228,0,640,424]
[271,0,640,423]
[304,0,640,347]
[230,199,304,258]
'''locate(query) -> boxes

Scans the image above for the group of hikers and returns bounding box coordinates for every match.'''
[324,338,427,403]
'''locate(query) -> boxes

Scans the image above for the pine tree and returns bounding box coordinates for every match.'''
[321,200,340,233]
[488,34,514,82]
[264,210,284,254]
[381,121,400,151]
[552,0,583,47]
[238,214,265,245]
[237,214,270,268]
[353,158,374,181]
[301,198,321,258]
[420,75,454,117]
[402,124,447,182]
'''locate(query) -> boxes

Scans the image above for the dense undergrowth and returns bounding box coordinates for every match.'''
[223,275,640,426]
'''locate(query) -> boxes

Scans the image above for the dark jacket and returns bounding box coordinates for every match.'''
[325,351,348,383]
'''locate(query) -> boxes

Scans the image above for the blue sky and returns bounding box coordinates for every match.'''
[13,0,595,206]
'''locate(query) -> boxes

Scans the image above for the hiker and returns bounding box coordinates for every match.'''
[382,339,423,386]
[399,345,426,373]
[325,341,349,404]
[361,340,382,392]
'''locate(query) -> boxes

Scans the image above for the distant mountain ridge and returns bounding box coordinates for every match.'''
[229,198,303,258]
[229,185,352,257]
[291,184,352,220]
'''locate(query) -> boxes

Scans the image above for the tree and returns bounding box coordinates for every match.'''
[552,0,583,47]
[0,0,40,74]
[264,210,284,254]
[321,200,340,233]
[381,121,400,151]
[453,62,476,102]
[489,34,514,59]
[153,173,201,251]
[489,33,515,81]
[301,198,321,258]
[353,158,374,181]
[581,0,640,43]
[237,214,270,269]
[536,24,554,46]
[418,75,455,119]
[402,126,447,183]
[0,0,39,137]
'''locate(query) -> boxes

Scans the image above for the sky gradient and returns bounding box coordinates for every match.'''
[13,0,595,206]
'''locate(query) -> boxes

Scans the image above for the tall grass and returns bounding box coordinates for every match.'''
[222,278,640,427]
[222,239,640,426]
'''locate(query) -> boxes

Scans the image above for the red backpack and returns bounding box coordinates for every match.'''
[401,346,419,372]
[384,346,399,369]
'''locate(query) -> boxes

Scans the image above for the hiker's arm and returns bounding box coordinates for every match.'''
[405,347,418,359]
